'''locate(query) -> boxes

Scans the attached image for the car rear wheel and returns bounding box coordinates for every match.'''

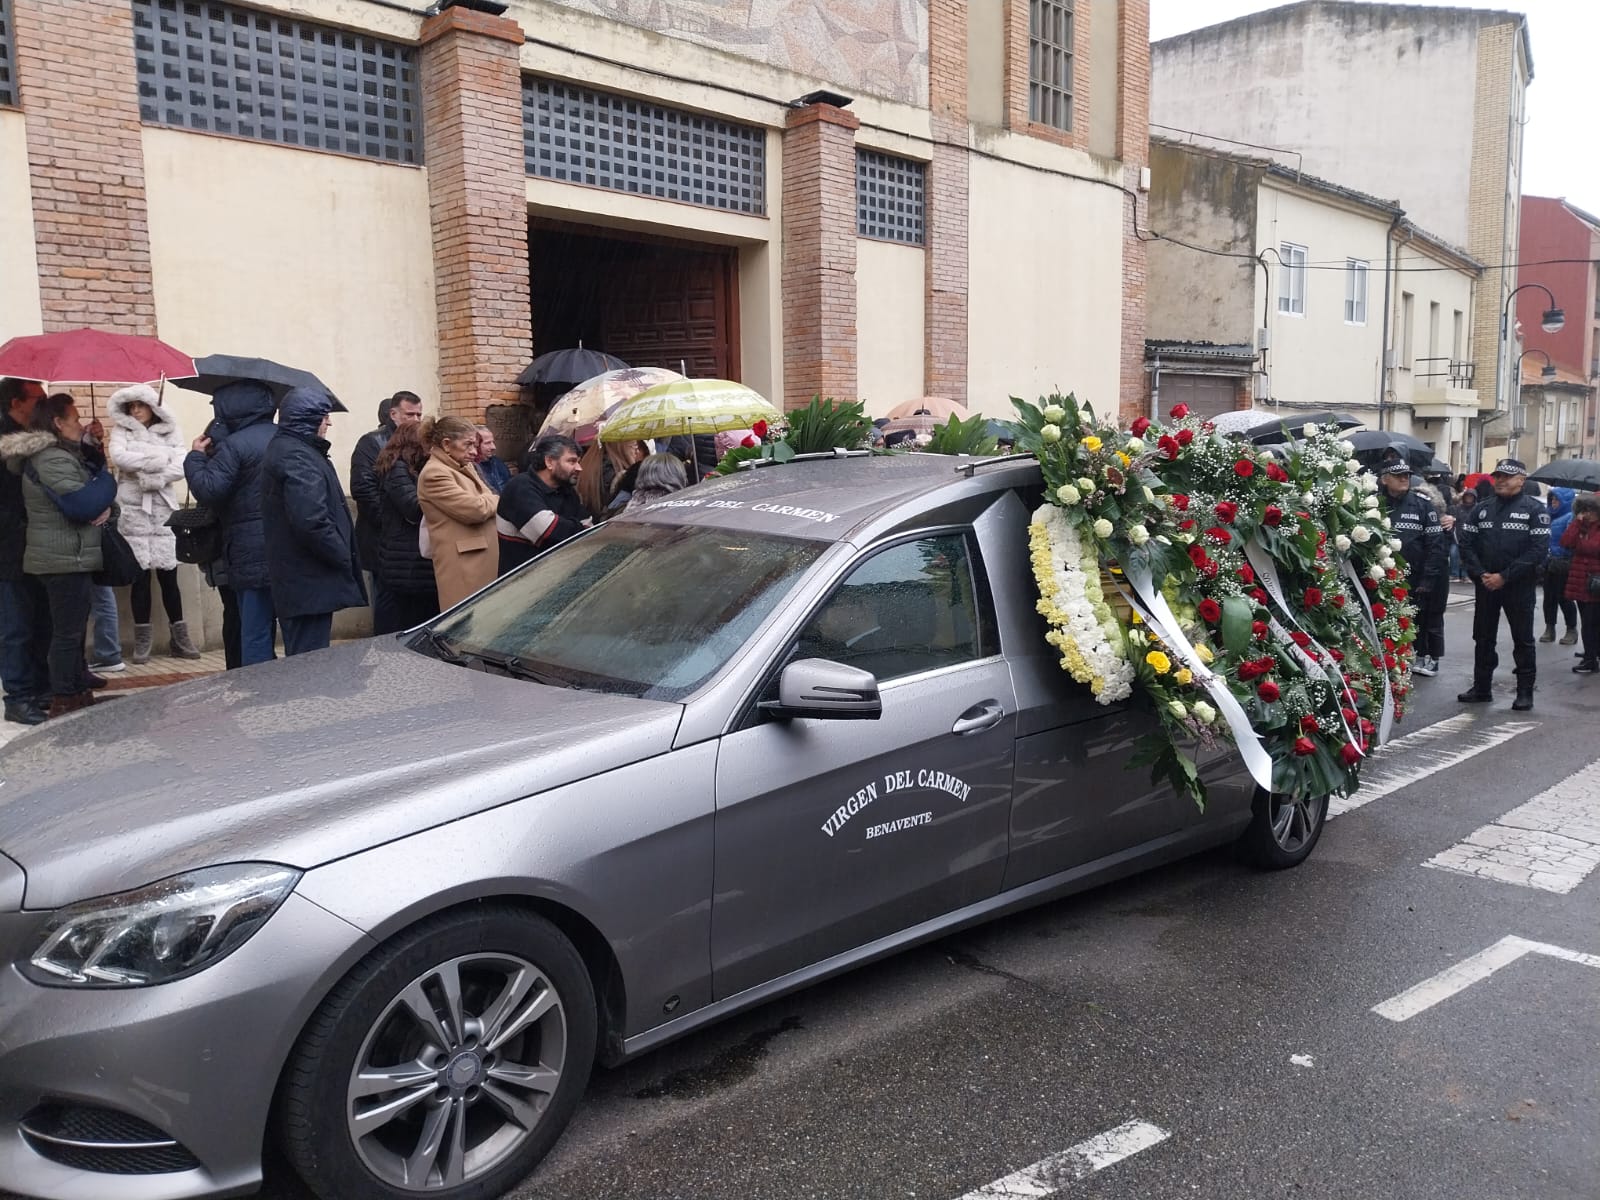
[279,908,596,1200]
[1239,788,1328,869]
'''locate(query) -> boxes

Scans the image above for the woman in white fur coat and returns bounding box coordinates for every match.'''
[107,384,201,661]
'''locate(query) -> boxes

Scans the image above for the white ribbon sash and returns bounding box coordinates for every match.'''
[1342,560,1397,745]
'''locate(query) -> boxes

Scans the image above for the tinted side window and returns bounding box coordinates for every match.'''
[796,534,987,683]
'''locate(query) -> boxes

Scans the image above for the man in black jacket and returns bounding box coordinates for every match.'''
[496,434,588,573]
[0,378,50,724]
[1456,457,1550,710]
[262,388,366,656]
[350,391,421,634]
[1379,462,1449,677]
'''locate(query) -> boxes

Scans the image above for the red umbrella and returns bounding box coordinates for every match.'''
[0,328,194,386]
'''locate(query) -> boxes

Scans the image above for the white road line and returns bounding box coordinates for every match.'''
[954,1119,1170,1199]
[1329,715,1539,818]
[1373,935,1600,1022]
[1423,756,1600,893]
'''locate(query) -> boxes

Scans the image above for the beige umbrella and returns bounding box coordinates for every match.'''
[885,395,968,421]
[539,367,684,439]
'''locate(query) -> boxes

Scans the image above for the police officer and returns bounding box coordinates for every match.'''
[1456,457,1550,710]
[1379,461,1449,677]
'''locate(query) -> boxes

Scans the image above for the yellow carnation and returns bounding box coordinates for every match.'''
[1116,451,1131,467]
[1145,650,1172,674]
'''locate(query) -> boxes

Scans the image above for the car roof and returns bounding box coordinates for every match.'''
[619,453,1038,543]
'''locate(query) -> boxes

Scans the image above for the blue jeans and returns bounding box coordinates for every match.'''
[0,576,50,704]
[90,584,121,665]
[279,613,332,657]
[238,587,278,666]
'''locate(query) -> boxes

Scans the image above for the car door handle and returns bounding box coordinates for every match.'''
[952,701,1005,736]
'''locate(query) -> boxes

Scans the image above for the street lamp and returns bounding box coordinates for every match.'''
[1480,282,1565,470]
[1519,349,1558,381]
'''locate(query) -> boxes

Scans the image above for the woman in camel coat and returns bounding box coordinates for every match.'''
[416,416,500,609]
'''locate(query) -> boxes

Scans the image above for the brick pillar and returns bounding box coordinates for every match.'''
[420,6,532,421]
[781,103,859,411]
[1116,0,1152,423]
[926,0,969,404]
[13,0,155,333]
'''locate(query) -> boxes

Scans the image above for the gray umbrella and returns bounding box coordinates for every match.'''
[174,353,336,403]
[516,346,628,386]
[1245,410,1362,444]
[1528,458,1600,491]
[1346,429,1433,469]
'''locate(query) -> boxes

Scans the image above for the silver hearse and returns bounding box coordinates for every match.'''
[0,454,1325,1200]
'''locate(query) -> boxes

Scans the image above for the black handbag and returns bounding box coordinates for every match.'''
[166,502,222,566]
[1588,572,1600,599]
[93,523,142,587]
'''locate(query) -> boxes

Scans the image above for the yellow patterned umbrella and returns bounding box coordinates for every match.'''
[598,379,781,442]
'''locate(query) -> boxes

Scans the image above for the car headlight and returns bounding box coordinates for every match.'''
[20,864,300,988]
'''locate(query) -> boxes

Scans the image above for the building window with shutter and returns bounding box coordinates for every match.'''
[1278,243,1307,316]
[1344,259,1368,325]
[131,0,420,164]
[0,0,16,108]
[1028,0,1074,132]
[856,150,925,245]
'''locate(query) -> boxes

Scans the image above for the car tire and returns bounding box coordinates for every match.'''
[278,906,596,1200]
[1238,788,1328,870]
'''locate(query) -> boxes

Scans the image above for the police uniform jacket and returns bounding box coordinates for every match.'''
[1457,490,1550,587]
[1381,487,1449,594]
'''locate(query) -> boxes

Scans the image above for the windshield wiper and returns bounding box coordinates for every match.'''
[465,648,576,688]
[417,629,467,665]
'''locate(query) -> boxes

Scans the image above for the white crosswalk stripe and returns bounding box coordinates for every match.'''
[1329,714,1540,819]
[1424,757,1600,893]
[952,1120,1170,1199]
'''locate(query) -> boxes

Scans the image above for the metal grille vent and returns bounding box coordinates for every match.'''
[132,0,420,164]
[524,77,765,215]
[0,0,17,108]
[1029,0,1075,131]
[856,150,925,245]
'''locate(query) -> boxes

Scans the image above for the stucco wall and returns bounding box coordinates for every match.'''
[0,109,43,341]
[525,0,931,107]
[1145,141,1259,347]
[141,127,440,485]
[967,151,1124,418]
[1256,180,1388,412]
[856,238,926,414]
[1388,238,1477,406]
[1152,5,1486,247]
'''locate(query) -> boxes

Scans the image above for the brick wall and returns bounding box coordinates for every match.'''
[420,7,532,422]
[13,0,155,334]
[926,0,969,403]
[1467,21,1515,433]
[781,103,859,410]
[1117,0,1150,422]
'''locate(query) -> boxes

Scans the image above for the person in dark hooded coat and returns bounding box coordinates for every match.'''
[261,387,367,656]
[185,380,278,666]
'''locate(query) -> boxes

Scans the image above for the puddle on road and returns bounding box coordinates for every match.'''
[632,1015,804,1100]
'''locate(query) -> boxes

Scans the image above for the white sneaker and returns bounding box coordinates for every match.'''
[1414,656,1438,677]
[88,658,127,673]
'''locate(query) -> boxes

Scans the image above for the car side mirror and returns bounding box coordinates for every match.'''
[760,658,882,721]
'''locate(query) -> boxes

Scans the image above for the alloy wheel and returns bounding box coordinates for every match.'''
[1269,792,1323,854]
[346,953,567,1191]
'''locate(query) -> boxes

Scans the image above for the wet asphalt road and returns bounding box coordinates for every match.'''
[19,596,1600,1200]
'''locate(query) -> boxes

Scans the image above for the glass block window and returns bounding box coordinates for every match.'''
[524,77,765,216]
[856,150,924,245]
[1029,0,1074,131]
[132,0,421,164]
[0,0,16,108]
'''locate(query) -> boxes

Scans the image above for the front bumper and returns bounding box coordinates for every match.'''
[0,893,371,1200]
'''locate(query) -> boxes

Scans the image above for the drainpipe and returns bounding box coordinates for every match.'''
[1377,210,1404,431]
[1150,351,1162,416]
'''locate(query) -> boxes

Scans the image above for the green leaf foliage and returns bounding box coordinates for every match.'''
[784,396,875,455]
[923,413,999,456]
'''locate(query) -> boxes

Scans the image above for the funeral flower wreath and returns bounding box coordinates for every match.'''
[1013,394,1416,808]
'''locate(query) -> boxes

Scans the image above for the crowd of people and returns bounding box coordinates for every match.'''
[4,368,1595,726]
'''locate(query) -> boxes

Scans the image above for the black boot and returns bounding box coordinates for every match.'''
[1511,682,1534,712]
[1575,659,1599,675]
[1457,684,1493,702]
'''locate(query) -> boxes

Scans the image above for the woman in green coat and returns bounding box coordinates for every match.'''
[0,393,117,716]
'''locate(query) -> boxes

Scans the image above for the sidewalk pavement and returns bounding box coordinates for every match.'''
[0,648,229,751]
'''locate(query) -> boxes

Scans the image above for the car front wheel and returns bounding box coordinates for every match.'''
[279,907,596,1200]
[1239,788,1328,869]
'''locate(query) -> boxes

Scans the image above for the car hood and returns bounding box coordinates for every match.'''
[0,639,683,909]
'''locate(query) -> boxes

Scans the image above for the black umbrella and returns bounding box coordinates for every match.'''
[174,353,336,403]
[1346,429,1434,470]
[1529,458,1600,491]
[1245,410,1362,445]
[516,346,628,386]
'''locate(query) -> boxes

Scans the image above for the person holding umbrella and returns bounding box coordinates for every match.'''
[1456,458,1550,710]
[260,388,366,655]
[186,381,279,665]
